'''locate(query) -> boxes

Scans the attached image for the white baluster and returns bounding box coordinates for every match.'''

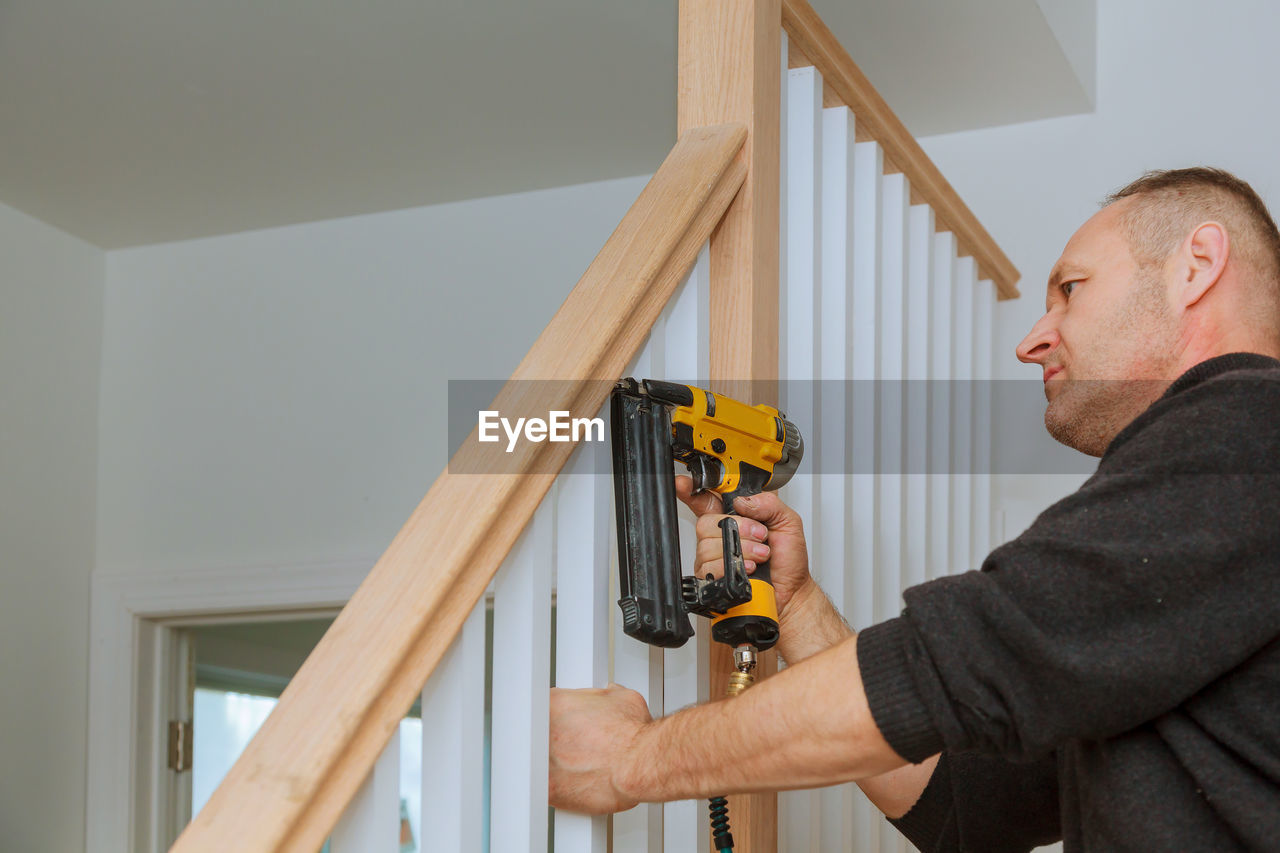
[783,63,821,396]
[553,439,611,852]
[928,233,957,582]
[817,104,855,641]
[951,258,976,578]
[850,136,884,853]
[782,61,822,627]
[814,101,859,853]
[330,728,400,852]
[782,62,822,487]
[659,250,712,853]
[778,58,824,853]
[490,500,555,852]
[420,598,485,851]
[972,280,996,567]
[903,204,934,593]
[876,170,910,853]
[613,334,664,853]
[877,172,909,631]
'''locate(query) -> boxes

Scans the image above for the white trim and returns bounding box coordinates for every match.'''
[86,559,372,853]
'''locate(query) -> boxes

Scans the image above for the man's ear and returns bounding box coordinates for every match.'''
[1178,221,1229,308]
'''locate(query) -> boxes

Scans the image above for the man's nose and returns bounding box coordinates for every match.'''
[1016,313,1060,364]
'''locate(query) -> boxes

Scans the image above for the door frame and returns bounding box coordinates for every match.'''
[85,559,370,853]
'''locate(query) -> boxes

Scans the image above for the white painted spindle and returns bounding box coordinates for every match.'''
[420,598,486,852]
[876,171,909,629]
[330,729,400,852]
[781,62,820,535]
[779,60,824,853]
[660,253,711,853]
[950,258,976,577]
[490,500,554,853]
[850,136,884,853]
[876,170,910,853]
[813,99,858,853]
[928,233,957,583]
[903,204,935,594]
[972,280,996,566]
[553,437,612,852]
[612,325,664,853]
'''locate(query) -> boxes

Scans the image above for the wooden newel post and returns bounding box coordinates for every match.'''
[678,1,782,851]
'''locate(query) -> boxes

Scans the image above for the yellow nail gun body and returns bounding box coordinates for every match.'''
[610,379,804,652]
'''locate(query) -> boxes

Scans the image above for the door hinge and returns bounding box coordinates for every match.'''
[168,720,192,773]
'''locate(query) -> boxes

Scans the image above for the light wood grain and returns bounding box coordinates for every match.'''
[169,123,748,853]
[679,2,781,851]
[781,0,1021,298]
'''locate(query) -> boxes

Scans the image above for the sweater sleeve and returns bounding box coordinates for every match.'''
[858,371,1280,762]
[888,750,1061,853]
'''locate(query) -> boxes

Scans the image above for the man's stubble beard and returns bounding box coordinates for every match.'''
[1044,267,1179,457]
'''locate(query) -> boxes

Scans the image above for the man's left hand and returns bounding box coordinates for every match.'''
[549,684,652,815]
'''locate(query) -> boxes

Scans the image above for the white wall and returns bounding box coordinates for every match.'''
[922,0,1280,535]
[97,175,648,574]
[0,201,103,852]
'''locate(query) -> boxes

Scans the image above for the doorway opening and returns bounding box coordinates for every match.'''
[141,612,427,852]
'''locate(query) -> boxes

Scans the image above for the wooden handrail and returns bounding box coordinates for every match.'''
[171,123,748,853]
[781,0,1021,299]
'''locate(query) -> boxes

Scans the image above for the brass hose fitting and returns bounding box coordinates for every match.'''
[726,644,758,696]
[726,669,755,697]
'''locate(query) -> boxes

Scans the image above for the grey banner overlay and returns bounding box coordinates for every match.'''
[447,379,1275,476]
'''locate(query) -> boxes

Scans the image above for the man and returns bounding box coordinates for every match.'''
[548,168,1280,851]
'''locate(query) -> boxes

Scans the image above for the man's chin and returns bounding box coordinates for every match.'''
[1044,396,1106,457]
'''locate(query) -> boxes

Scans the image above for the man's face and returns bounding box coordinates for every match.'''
[1016,200,1180,456]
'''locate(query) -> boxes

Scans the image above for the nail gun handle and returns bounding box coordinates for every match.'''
[710,511,780,651]
[727,507,773,589]
[717,516,770,590]
[747,555,773,587]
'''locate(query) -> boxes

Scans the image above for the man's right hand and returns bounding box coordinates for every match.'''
[674,476,813,618]
[674,476,852,665]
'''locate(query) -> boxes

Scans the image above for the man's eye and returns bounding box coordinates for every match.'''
[1061,280,1079,297]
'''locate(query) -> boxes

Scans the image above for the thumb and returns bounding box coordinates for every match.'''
[731,492,799,531]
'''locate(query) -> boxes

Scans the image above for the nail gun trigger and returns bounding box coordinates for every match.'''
[684,453,722,494]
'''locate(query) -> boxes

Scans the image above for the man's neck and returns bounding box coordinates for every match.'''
[1170,332,1280,379]
[1169,298,1280,375]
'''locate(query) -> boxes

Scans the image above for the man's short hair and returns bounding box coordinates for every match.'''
[1103,168,1280,299]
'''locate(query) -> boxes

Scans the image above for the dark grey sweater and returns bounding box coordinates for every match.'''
[856,352,1280,852]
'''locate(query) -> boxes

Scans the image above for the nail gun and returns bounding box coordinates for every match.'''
[609,378,804,654]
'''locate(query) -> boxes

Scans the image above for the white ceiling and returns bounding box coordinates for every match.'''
[0,0,1094,248]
